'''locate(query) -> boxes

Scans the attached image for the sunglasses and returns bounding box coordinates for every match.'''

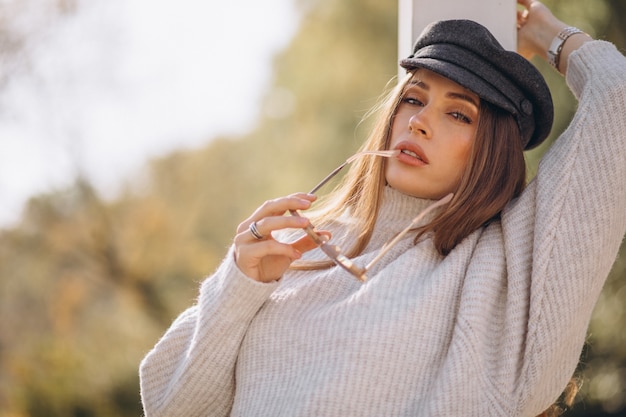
[290,150,452,281]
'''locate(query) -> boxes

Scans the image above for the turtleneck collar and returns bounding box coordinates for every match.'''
[369,186,444,245]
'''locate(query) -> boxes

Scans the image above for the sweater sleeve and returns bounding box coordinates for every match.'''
[509,41,626,413]
[139,247,279,417]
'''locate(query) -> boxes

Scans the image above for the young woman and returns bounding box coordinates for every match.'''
[139,1,626,415]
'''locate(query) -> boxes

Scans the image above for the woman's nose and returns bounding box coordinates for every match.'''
[408,110,431,138]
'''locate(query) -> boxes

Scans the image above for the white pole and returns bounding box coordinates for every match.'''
[399,0,517,75]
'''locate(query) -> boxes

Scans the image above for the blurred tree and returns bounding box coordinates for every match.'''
[0,0,624,416]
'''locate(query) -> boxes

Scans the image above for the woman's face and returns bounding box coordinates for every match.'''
[386,69,480,199]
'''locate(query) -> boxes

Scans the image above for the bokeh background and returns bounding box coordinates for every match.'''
[0,0,624,416]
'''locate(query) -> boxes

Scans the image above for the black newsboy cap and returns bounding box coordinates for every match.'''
[400,19,553,150]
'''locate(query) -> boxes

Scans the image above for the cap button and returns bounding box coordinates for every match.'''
[521,99,533,115]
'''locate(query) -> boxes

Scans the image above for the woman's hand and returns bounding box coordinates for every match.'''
[516,0,565,60]
[233,193,329,283]
[516,0,592,73]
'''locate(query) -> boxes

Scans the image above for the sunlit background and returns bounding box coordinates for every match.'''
[0,0,624,416]
[0,0,298,227]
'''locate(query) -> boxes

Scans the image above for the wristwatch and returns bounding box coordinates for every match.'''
[547,26,584,70]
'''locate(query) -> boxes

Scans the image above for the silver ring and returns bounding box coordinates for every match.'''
[249,221,264,240]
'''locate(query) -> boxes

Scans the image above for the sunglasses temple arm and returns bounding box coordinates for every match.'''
[307,150,398,195]
[308,161,349,195]
[363,193,453,272]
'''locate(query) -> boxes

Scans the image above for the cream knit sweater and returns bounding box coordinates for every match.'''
[140,42,626,417]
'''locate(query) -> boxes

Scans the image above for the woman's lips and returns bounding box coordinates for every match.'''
[394,141,429,166]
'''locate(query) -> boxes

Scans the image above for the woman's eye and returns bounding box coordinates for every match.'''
[450,111,472,124]
[403,97,424,106]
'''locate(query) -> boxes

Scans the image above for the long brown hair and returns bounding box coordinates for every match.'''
[537,377,581,417]
[419,99,526,254]
[292,71,526,271]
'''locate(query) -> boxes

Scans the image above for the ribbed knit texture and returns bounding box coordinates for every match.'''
[140,41,626,417]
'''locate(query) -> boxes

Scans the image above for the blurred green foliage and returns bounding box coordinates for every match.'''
[0,0,625,415]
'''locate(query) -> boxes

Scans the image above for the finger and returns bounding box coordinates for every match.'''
[237,194,316,234]
[235,239,303,274]
[243,214,311,241]
[242,238,303,260]
[251,193,316,219]
[516,10,527,27]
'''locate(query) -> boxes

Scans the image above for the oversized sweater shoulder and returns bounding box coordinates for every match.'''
[139,41,626,417]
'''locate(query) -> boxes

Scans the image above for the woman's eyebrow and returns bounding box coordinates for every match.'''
[408,80,479,108]
[446,92,479,108]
